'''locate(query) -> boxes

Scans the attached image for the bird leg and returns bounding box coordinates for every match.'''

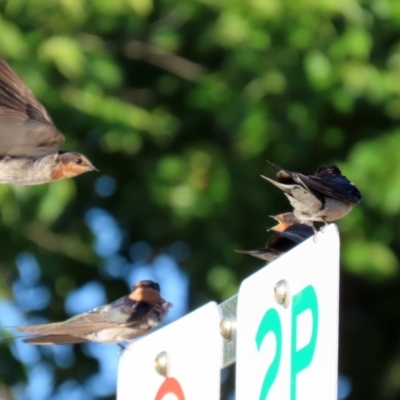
[301,220,318,242]
[117,343,127,355]
[320,218,329,233]
[312,225,319,243]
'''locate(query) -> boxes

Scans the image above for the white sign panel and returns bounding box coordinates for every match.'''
[118,302,221,400]
[236,224,340,400]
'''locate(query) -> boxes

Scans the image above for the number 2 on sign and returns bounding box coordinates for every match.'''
[255,285,319,400]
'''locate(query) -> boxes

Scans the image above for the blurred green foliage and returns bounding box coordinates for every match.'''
[0,0,400,398]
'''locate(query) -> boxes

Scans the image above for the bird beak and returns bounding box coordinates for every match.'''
[91,165,99,172]
[266,215,279,231]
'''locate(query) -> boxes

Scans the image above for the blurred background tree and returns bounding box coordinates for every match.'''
[0,0,399,398]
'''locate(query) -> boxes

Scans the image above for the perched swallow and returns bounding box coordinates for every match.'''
[235,213,313,262]
[0,57,97,185]
[17,280,171,345]
[269,213,314,243]
[268,212,302,232]
[261,162,362,231]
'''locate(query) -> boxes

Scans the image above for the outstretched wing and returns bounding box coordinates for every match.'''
[0,57,64,157]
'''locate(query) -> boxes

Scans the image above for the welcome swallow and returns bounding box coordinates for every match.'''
[0,56,97,185]
[268,212,315,243]
[17,280,171,345]
[261,162,362,231]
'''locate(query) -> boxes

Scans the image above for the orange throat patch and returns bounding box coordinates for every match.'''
[50,162,88,181]
[129,287,163,305]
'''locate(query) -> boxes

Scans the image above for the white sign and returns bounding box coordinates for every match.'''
[236,224,340,400]
[117,302,221,400]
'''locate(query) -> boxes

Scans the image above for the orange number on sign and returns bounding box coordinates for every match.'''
[154,377,185,400]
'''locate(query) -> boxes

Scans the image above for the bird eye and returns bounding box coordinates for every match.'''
[75,158,83,165]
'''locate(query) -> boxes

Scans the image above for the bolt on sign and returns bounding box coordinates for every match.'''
[236,224,340,400]
[117,302,221,400]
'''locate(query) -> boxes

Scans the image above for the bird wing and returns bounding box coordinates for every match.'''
[0,57,54,125]
[266,160,300,184]
[234,248,282,262]
[266,232,300,251]
[17,298,155,337]
[100,297,157,324]
[0,121,64,157]
[0,57,64,156]
[296,174,362,204]
[266,160,292,174]
[23,334,89,345]
[284,185,324,213]
[17,313,121,336]
[279,224,313,243]
[260,175,295,195]
[260,175,324,214]
[265,160,362,205]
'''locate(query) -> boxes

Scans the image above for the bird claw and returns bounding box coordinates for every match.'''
[312,224,318,243]
[117,343,127,355]
[320,219,329,233]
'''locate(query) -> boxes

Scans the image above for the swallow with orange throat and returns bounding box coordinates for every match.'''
[0,56,97,185]
[261,161,362,232]
[268,212,315,243]
[15,280,171,345]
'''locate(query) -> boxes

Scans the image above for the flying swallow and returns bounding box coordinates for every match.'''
[261,162,362,231]
[235,213,313,262]
[16,280,171,345]
[0,56,97,185]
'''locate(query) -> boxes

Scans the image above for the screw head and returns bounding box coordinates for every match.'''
[154,351,169,377]
[274,279,290,308]
[220,317,236,341]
